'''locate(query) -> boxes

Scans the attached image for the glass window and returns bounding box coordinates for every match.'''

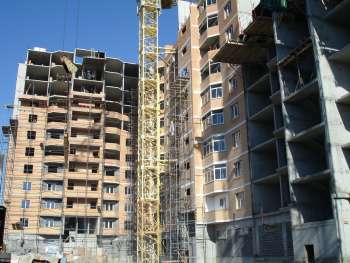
[225,25,235,41]
[233,161,241,177]
[213,136,226,152]
[229,77,237,94]
[236,192,245,209]
[214,164,227,180]
[210,84,223,99]
[21,199,30,209]
[230,103,239,119]
[125,186,133,195]
[28,114,37,123]
[20,218,29,227]
[207,0,217,5]
[224,1,232,18]
[25,147,35,157]
[104,219,115,229]
[27,131,36,139]
[212,110,224,125]
[219,197,227,209]
[23,182,32,191]
[23,164,33,174]
[232,131,241,148]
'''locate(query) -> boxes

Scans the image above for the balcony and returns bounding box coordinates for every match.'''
[45,155,64,163]
[42,190,63,199]
[69,154,100,164]
[199,25,219,49]
[102,210,119,218]
[69,136,102,146]
[40,207,62,217]
[48,105,67,114]
[70,119,102,129]
[64,206,100,217]
[38,227,61,235]
[205,209,231,224]
[65,189,100,199]
[103,192,119,201]
[203,180,229,195]
[67,171,102,180]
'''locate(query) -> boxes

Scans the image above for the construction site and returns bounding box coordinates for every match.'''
[0,0,349,262]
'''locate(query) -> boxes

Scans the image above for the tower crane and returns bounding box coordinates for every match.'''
[136,0,175,262]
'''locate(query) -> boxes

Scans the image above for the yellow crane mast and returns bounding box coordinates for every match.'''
[137,1,175,262]
[137,0,161,262]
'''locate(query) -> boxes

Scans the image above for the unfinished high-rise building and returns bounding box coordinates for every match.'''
[2,48,138,261]
[160,0,350,262]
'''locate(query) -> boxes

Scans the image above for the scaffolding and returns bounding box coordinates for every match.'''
[160,50,194,262]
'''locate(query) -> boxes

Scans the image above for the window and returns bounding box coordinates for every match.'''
[212,110,224,125]
[45,182,62,191]
[42,218,60,228]
[230,103,239,119]
[28,114,37,123]
[214,164,227,180]
[224,1,232,18]
[229,77,237,94]
[202,109,224,130]
[125,186,132,195]
[27,131,36,140]
[105,167,119,176]
[202,140,212,156]
[207,14,218,28]
[160,100,164,110]
[23,164,33,174]
[207,0,216,5]
[104,184,116,194]
[21,199,30,209]
[225,25,235,41]
[201,88,210,105]
[90,184,97,191]
[235,192,245,209]
[210,84,223,99]
[25,147,35,157]
[160,118,164,128]
[125,203,133,213]
[104,219,115,229]
[43,199,60,209]
[210,62,221,74]
[125,170,135,180]
[124,221,133,230]
[205,164,227,183]
[20,218,29,227]
[160,136,165,145]
[126,155,135,163]
[213,135,226,152]
[233,161,241,177]
[104,202,115,211]
[219,197,227,209]
[90,201,97,209]
[23,182,32,191]
[232,131,240,148]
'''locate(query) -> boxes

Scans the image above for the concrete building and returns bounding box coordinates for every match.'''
[160,0,350,262]
[2,48,138,261]
[213,0,350,262]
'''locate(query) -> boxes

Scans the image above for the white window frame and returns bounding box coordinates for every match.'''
[235,192,245,210]
[232,131,241,148]
[230,103,239,119]
[23,181,32,191]
[213,135,226,152]
[21,199,30,209]
[233,161,241,177]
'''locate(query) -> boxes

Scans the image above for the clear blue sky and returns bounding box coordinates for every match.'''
[0,1,178,126]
